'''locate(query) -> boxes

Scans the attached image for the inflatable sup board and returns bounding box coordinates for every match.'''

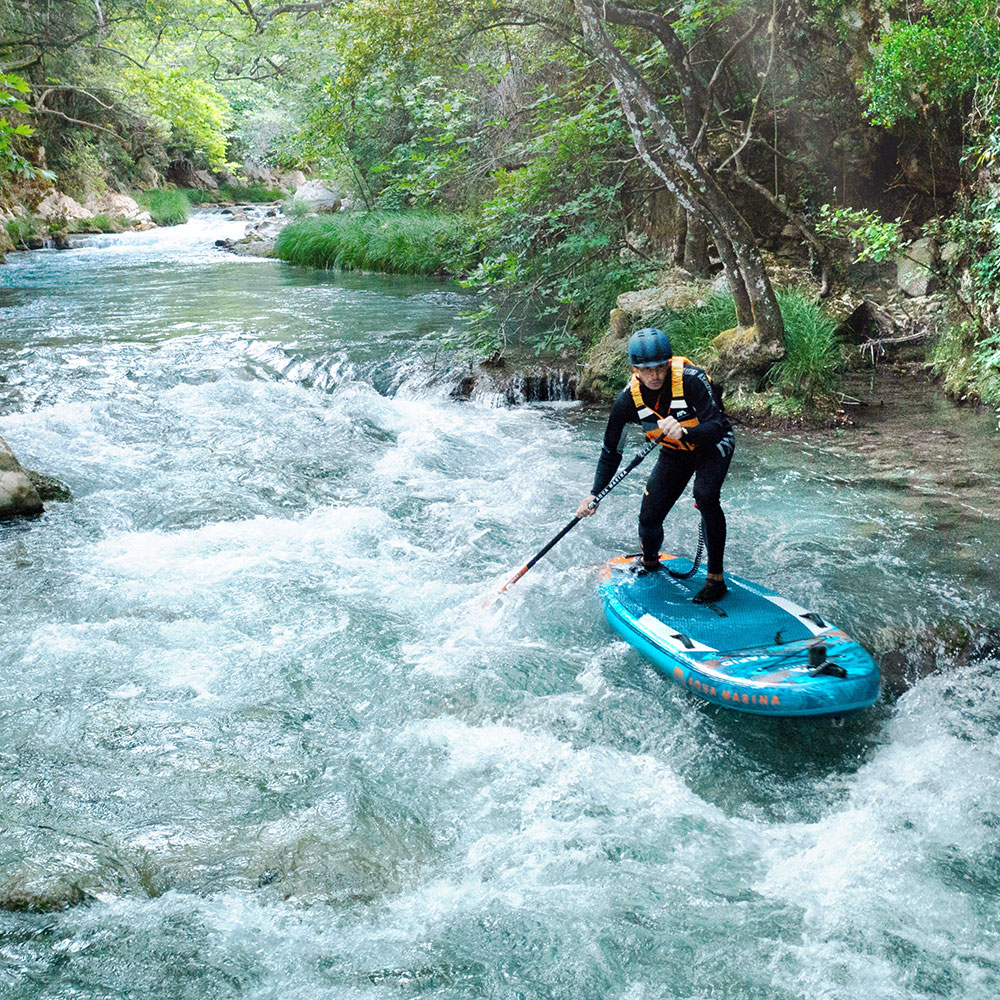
[598,555,879,717]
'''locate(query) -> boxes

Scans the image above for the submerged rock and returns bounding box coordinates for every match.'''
[26,469,71,503]
[0,435,44,520]
[0,870,92,913]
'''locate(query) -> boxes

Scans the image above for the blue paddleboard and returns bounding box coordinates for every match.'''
[598,555,879,717]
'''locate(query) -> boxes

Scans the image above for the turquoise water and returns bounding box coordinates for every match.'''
[1,215,999,999]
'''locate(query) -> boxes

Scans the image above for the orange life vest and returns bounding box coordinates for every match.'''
[628,356,700,452]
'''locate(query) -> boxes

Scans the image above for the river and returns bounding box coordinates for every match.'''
[1,214,999,999]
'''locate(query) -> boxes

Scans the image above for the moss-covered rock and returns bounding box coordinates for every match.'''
[26,469,72,503]
[711,323,785,393]
[578,307,632,401]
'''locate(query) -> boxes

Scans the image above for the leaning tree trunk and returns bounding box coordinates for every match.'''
[574,0,785,384]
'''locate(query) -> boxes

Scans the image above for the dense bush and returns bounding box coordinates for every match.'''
[5,214,39,248]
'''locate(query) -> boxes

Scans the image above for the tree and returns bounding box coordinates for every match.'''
[572,0,786,380]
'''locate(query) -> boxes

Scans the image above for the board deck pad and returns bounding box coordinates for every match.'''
[598,554,880,717]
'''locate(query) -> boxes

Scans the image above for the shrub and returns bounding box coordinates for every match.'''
[222,183,283,202]
[6,214,38,248]
[181,183,285,205]
[932,320,1000,407]
[281,197,311,218]
[646,294,739,362]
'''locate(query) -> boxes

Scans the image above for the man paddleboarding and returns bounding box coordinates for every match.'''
[577,327,734,604]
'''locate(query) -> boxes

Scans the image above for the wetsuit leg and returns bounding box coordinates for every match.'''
[691,442,734,575]
[638,449,695,562]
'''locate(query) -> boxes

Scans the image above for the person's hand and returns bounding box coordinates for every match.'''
[576,495,598,518]
[657,415,684,440]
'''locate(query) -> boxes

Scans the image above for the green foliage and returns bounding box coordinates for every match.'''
[931,319,1000,407]
[182,184,285,205]
[927,173,1000,405]
[54,135,108,204]
[647,289,842,405]
[275,211,478,276]
[88,214,118,234]
[864,0,1000,129]
[0,72,49,183]
[5,212,38,247]
[122,68,235,170]
[816,204,906,262]
[137,189,190,226]
[281,197,312,218]
[463,70,661,353]
[224,183,284,202]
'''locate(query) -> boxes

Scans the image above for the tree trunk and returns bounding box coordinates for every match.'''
[672,200,686,265]
[683,211,710,275]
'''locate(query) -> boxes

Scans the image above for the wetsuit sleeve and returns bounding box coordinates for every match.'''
[681,368,728,448]
[591,390,636,494]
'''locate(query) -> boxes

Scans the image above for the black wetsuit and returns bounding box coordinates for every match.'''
[591,365,734,573]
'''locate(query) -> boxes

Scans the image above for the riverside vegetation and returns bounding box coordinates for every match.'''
[2,1,999,419]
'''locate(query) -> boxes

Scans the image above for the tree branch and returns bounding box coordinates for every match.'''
[33,106,122,138]
[694,13,766,150]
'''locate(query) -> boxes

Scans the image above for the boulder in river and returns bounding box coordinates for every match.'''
[0,435,44,520]
[293,179,343,213]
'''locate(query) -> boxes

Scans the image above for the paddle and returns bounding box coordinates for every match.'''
[493,432,664,598]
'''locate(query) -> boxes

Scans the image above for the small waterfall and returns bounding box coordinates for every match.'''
[237,335,579,405]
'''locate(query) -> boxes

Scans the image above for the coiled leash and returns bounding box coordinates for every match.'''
[668,508,704,580]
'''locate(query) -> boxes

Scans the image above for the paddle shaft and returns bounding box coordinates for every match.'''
[498,433,663,594]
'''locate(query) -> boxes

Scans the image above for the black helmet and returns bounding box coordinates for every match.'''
[628,327,672,368]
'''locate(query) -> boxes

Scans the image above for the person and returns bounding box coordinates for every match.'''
[577,327,735,604]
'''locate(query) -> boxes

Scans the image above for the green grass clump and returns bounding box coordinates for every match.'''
[224,183,283,202]
[647,293,739,361]
[768,288,843,399]
[281,197,311,218]
[182,183,285,205]
[647,287,842,405]
[89,214,117,233]
[6,215,39,247]
[931,320,1000,407]
[137,189,190,226]
[180,187,215,206]
[275,211,477,276]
